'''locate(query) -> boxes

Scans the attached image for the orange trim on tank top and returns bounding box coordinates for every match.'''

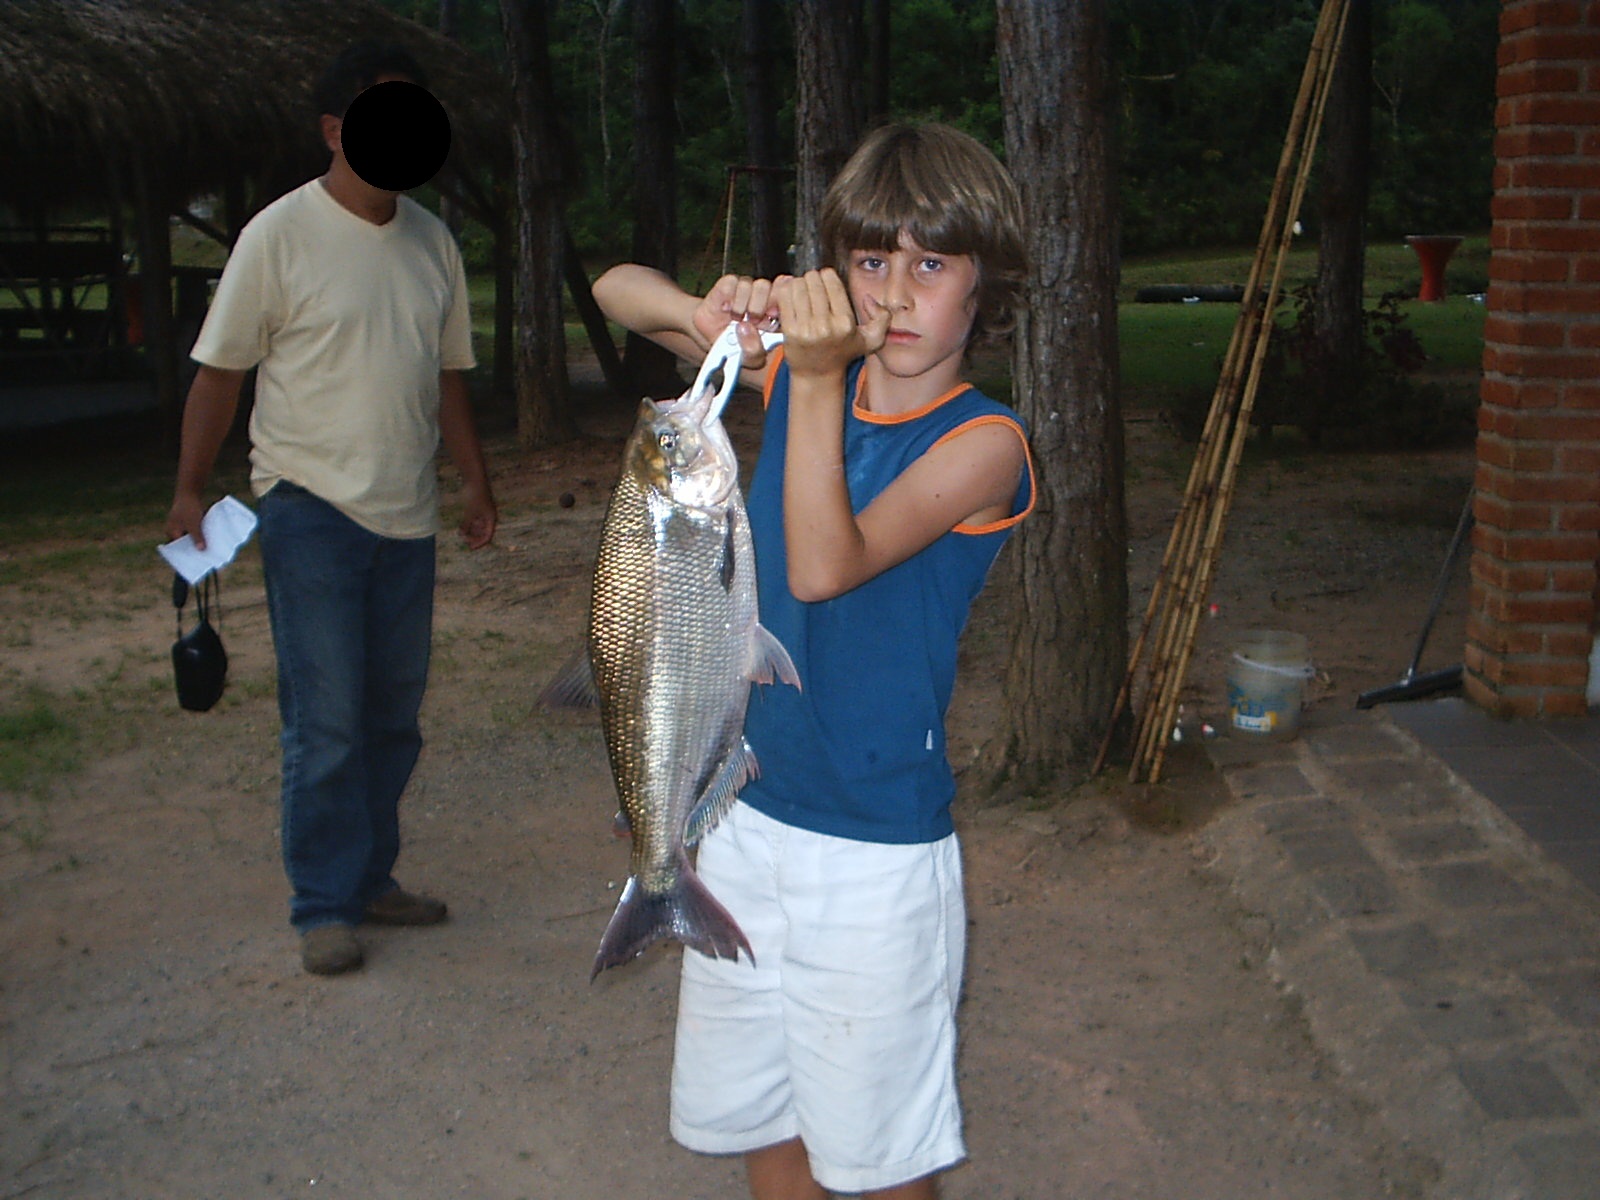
[935,415,1037,535]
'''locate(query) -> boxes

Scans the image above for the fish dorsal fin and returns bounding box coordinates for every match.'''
[684,739,760,847]
[747,623,800,689]
[538,645,600,709]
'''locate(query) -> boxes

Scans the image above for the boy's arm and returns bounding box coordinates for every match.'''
[165,365,247,550]
[438,369,497,550]
[592,264,706,361]
[593,265,786,388]
[780,272,1025,603]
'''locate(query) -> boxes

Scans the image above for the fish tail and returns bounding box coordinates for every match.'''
[590,856,754,981]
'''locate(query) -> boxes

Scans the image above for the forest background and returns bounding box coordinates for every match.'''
[389,0,1499,278]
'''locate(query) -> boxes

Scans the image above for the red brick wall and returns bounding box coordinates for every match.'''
[1467,0,1600,717]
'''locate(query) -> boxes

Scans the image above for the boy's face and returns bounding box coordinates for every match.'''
[845,231,979,383]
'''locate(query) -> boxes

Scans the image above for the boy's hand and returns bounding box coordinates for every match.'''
[780,269,890,381]
[694,273,789,370]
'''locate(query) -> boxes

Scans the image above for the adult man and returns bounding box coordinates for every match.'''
[165,41,496,976]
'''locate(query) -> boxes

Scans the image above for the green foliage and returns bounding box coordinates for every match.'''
[1116,0,1498,253]
[889,0,1002,145]
[1366,0,1500,238]
[379,0,1498,264]
[1251,284,1477,450]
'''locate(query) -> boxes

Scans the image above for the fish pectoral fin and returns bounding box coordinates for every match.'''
[719,513,737,592]
[538,645,600,709]
[747,623,801,689]
[683,740,759,848]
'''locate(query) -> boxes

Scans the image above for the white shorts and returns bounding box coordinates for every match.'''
[670,801,967,1194]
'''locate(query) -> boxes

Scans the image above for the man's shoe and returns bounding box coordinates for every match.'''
[364,888,449,926]
[301,924,363,975]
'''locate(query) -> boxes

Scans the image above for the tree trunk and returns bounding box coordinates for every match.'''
[493,201,514,408]
[499,0,575,447]
[791,0,863,271]
[1311,0,1372,442]
[437,0,464,238]
[625,0,682,395]
[564,229,630,399]
[993,0,1128,792]
[866,0,891,123]
[741,0,790,278]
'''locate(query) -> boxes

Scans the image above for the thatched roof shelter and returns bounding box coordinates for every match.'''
[0,0,513,430]
[0,0,511,223]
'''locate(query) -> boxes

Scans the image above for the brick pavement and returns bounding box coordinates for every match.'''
[1200,701,1600,1200]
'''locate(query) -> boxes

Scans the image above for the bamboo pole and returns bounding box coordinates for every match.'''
[1105,0,1345,777]
[1112,0,1350,784]
[1141,0,1350,784]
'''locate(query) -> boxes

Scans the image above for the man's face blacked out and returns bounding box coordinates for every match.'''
[337,79,450,193]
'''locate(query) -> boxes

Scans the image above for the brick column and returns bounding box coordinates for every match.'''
[1467,0,1600,718]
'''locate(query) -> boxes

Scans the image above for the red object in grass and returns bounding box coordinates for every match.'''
[1404,235,1463,303]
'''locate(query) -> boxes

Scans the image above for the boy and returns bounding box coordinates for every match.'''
[593,122,1033,1198]
[165,42,496,976]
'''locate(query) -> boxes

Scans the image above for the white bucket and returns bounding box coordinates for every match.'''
[1227,630,1314,740]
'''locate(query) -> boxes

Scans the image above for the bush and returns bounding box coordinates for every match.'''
[1253,284,1474,449]
[1166,284,1477,451]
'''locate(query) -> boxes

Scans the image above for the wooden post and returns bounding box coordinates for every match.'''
[131,156,181,450]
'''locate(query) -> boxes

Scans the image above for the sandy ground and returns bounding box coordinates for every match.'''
[0,378,1476,1199]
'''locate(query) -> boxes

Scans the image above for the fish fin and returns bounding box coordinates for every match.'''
[684,740,759,847]
[747,623,801,690]
[611,809,631,839]
[589,861,754,981]
[538,645,599,709]
[719,512,737,592]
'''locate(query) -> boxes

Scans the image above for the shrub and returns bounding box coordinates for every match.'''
[1251,284,1474,450]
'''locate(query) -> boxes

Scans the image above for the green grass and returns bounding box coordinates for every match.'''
[1120,304,1244,400]
[1118,236,1491,302]
[1116,236,1490,406]
[0,695,80,793]
[1118,293,1487,403]
[0,692,82,846]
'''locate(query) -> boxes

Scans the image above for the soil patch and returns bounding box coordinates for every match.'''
[0,375,1470,1198]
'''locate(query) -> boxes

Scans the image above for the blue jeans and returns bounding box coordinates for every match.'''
[257,482,435,931]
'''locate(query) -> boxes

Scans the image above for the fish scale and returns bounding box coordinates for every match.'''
[582,344,798,980]
[594,485,744,891]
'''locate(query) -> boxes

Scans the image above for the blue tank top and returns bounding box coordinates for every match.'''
[740,352,1035,844]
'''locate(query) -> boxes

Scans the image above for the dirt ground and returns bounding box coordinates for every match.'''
[0,371,1477,1199]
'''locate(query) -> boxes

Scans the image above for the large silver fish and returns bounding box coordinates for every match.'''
[570,327,797,980]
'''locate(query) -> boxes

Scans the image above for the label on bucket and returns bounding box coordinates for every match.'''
[1232,709,1275,733]
[1227,681,1295,737]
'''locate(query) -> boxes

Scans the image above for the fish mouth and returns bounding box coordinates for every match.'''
[634,402,739,510]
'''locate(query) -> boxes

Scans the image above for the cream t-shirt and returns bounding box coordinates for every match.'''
[190,179,475,538]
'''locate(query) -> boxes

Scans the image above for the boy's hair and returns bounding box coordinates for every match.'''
[820,122,1026,344]
[313,40,430,119]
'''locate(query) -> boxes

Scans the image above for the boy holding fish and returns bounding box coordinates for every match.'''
[593,122,1034,1199]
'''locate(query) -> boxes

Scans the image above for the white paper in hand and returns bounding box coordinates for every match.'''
[159,496,259,585]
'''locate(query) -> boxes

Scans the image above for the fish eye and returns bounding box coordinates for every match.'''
[658,431,678,453]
